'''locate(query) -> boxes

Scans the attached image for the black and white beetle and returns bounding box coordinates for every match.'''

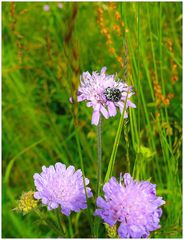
[104,87,122,102]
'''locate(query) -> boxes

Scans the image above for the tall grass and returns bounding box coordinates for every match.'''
[2,2,182,238]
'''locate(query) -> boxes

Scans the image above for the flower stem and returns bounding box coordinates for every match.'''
[68,216,74,238]
[94,116,102,238]
[124,123,130,172]
[35,209,61,236]
[104,94,128,183]
[75,127,93,232]
[96,116,102,197]
[56,208,66,237]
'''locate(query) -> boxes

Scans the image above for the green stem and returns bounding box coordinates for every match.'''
[75,128,93,232]
[96,116,102,197]
[93,116,102,238]
[35,209,61,236]
[68,216,74,238]
[105,94,128,183]
[56,208,66,237]
[137,2,141,147]
[124,123,130,172]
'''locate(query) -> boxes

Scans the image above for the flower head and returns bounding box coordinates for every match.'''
[94,173,165,238]
[33,163,92,216]
[43,5,50,12]
[77,67,136,125]
[17,191,38,214]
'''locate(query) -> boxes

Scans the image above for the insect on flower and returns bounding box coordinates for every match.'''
[74,67,136,125]
[104,87,122,102]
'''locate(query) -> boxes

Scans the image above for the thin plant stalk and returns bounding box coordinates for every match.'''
[68,216,74,238]
[104,93,128,183]
[124,123,130,172]
[93,116,102,238]
[34,209,61,236]
[56,208,66,237]
[75,127,93,232]
[96,116,102,197]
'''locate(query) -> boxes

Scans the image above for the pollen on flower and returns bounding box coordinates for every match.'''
[17,191,38,214]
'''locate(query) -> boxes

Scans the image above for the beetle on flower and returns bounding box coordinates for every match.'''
[76,67,136,125]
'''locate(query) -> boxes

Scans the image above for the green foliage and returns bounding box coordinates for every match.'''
[2,2,182,238]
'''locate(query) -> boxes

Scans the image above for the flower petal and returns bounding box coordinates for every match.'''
[123,173,133,186]
[127,100,136,108]
[101,66,107,75]
[107,101,117,117]
[92,110,100,125]
[118,223,130,238]
[100,105,109,119]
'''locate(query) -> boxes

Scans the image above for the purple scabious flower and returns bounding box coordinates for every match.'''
[33,163,92,216]
[77,67,136,125]
[94,173,165,238]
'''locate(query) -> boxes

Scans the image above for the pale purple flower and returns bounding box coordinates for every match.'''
[43,5,50,12]
[76,67,136,125]
[94,173,165,238]
[33,163,92,216]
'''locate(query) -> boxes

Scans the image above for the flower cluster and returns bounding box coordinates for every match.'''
[94,173,165,238]
[33,163,92,216]
[77,67,136,125]
[32,162,164,238]
[30,67,164,238]
[17,191,38,214]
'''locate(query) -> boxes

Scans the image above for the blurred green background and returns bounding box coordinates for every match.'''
[2,2,182,238]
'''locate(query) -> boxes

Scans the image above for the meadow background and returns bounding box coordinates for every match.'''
[2,2,182,238]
